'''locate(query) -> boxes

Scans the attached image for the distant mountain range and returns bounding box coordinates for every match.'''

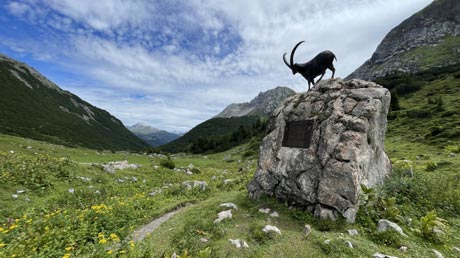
[347,0,460,80]
[0,53,148,151]
[161,86,295,152]
[215,86,296,118]
[127,123,180,147]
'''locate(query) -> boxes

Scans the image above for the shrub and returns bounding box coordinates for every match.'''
[369,230,403,248]
[425,161,437,171]
[160,156,175,169]
[418,210,447,243]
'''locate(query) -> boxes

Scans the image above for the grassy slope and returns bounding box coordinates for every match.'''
[0,57,148,151]
[160,116,259,153]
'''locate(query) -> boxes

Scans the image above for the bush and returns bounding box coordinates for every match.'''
[418,210,447,243]
[160,156,175,169]
[425,161,437,171]
[369,230,404,248]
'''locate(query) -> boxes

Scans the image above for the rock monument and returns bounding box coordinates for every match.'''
[247,78,391,222]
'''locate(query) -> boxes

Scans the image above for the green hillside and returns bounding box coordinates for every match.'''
[0,54,148,151]
[375,63,460,146]
[160,116,260,153]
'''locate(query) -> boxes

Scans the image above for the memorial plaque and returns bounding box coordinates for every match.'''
[282,120,314,148]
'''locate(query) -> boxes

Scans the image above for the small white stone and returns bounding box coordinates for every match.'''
[258,208,270,214]
[262,225,281,235]
[12,194,18,199]
[398,246,407,252]
[214,210,232,223]
[347,229,359,236]
[220,203,238,210]
[373,253,398,258]
[16,190,26,194]
[200,238,208,243]
[432,249,444,258]
[324,239,331,244]
[453,246,460,252]
[95,190,101,194]
[345,240,353,248]
[229,239,249,248]
[269,211,279,218]
[9,150,14,154]
[68,188,75,194]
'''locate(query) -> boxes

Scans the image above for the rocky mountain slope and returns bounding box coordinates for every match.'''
[347,0,460,80]
[215,86,296,118]
[0,53,148,151]
[127,123,180,147]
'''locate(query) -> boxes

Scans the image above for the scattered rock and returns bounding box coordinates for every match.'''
[398,246,407,252]
[324,239,331,244]
[200,238,208,243]
[229,239,249,248]
[116,178,125,183]
[262,225,281,235]
[258,208,270,214]
[182,181,208,191]
[186,169,193,175]
[12,194,18,199]
[344,240,353,248]
[223,179,234,184]
[448,153,456,158]
[453,246,460,252]
[303,224,312,239]
[76,176,91,182]
[131,177,138,182]
[214,210,232,224]
[270,211,279,218]
[68,188,75,194]
[16,190,26,194]
[26,146,32,149]
[432,249,444,258]
[9,150,14,154]
[188,164,194,169]
[153,165,159,169]
[347,229,359,236]
[377,219,407,237]
[102,160,140,173]
[95,190,101,194]
[149,190,161,196]
[248,79,391,223]
[373,253,399,258]
[220,203,238,210]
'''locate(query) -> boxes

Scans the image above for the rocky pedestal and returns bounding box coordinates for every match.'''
[247,79,391,222]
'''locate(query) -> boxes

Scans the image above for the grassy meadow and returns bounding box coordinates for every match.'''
[0,127,459,257]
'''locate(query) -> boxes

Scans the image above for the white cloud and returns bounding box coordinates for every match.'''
[2,0,433,132]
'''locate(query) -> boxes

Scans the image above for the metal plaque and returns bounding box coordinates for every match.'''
[282,120,314,148]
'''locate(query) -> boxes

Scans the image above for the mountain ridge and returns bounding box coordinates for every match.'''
[214,86,296,118]
[127,123,180,147]
[0,53,148,151]
[347,0,460,80]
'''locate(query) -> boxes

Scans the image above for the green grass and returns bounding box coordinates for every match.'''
[1,130,460,257]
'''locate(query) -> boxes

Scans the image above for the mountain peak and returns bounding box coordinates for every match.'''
[215,86,296,118]
[347,0,460,80]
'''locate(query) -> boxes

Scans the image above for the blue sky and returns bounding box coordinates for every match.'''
[0,0,432,133]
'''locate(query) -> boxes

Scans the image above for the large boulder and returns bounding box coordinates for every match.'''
[247,78,391,222]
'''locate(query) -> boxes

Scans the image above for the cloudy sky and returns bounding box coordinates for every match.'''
[0,0,432,133]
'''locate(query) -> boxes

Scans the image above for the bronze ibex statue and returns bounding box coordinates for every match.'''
[283,41,336,90]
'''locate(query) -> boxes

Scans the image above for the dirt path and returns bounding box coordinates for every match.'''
[127,204,190,243]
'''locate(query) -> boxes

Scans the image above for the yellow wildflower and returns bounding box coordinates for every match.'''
[99,238,107,244]
[109,233,120,242]
[129,241,135,249]
[65,246,73,251]
[107,250,113,254]
[0,243,5,248]
[8,224,18,230]
[62,253,71,258]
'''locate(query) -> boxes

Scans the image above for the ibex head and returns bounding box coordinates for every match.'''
[283,41,305,75]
